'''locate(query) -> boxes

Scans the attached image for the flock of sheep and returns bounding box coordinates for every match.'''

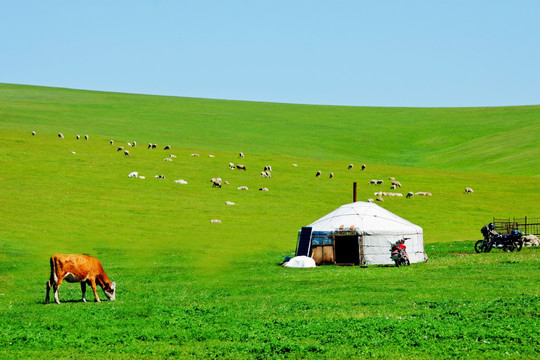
[39,130,478,222]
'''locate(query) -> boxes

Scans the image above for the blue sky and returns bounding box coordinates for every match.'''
[1,1,539,107]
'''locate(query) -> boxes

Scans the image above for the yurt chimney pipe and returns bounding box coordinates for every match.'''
[353,182,357,202]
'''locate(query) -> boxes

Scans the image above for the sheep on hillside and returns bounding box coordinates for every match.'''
[361,164,366,170]
[124,150,130,156]
[58,133,64,139]
[84,135,89,140]
[236,164,246,171]
[465,187,474,194]
[316,171,321,177]
[164,145,171,150]
[32,131,36,136]
[211,178,222,188]
[348,164,353,169]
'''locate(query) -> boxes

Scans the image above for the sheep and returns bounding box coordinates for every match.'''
[148,143,152,149]
[348,164,353,170]
[128,172,138,178]
[376,196,384,202]
[376,180,384,185]
[292,164,298,167]
[225,201,235,206]
[264,165,272,172]
[361,164,366,170]
[406,192,414,198]
[229,163,235,170]
[368,179,377,185]
[174,179,188,184]
[191,153,200,157]
[414,192,432,196]
[391,180,402,188]
[170,154,177,158]
[236,164,246,171]
[58,133,64,139]
[127,142,132,147]
[164,145,171,150]
[239,152,244,158]
[124,150,130,156]
[76,135,80,140]
[211,178,222,188]
[261,171,271,178]
[224,181,230,185]
[259,187,269,191]
[237,186,249,190]
[316,171,321,177]
[164,158,173,161]
[71,151,76,155]
[210,219,222,224]
[390,184,397,190]
[110,140,114,145]
[389,177,395,181]
[155,175,166,179]
[132,141,137,147]
[84,135,89,140]
[208,155,215,158]
[139,176,146,179]
[152,144,157,149]
[465,187,474,194]
[329,172,334,178]
[117,147,124,151]
[522,234,540,247]
[32,131,36,136]
[367,198,374,203]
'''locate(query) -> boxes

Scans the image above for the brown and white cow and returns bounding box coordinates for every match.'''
[45,254,116,304]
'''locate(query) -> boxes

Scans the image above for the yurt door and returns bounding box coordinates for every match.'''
[333,232,360,265]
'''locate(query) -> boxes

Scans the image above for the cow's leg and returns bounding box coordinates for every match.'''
[89,280,101,302]
[53,276,64,304]
[81,282,87,302]
[45,280,52,304]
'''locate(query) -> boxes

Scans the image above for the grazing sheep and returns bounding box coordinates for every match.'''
[152,144,157,149]
[237,186,249,190]
[259,187,269,191]
[224,181,230,185]
[210,219,222,224]
[117,147,124,151]
[32,131,36,136]
[84,135,89,140]
[236,164,246,171]
[211,178,222,188]
[390,184,397,190]
[264,165,272,172]
[367,198,374,203]
[329,172,334,178]
[148,143,152,149]
[376,180,384,185]
[316,171,321,177]
[406,192,414,198]
[139,176,146,179]
[261,171,271,178]
[164,145,171,150]
[124,150,130,156]
[76,135,80,140]
[127,142,132,147]
[229,162,235,170]
[368,179,377,185]
[361,164,366,170]
[389,177,395,181]
[292,164,298,167]
[376,196,384,202]
[164,158,172,161]
[391,180,402,188]
[225,201,235,206]
[414,192,432,196]
[155,175,166,179]
[239,152,244,158]
[208,154,215,158]
[174,179,188,184]
[522,234,540,247]
[58,133,64,138]
[132,141,137,147]
[128,172,138,178]
[191,153,200,157]
[348,164,353,169]
[71,151,76,155]
[465,187,474,194]
[110,140,114,145]
[170,154,177,158]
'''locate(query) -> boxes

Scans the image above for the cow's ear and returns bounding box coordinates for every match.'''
[111,282,116,290]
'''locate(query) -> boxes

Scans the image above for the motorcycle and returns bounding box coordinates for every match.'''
[474,229,523,253]
[391,238,410,267]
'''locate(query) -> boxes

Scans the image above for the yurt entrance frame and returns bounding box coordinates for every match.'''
[333,230,364,266]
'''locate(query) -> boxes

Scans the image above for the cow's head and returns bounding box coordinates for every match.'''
[104,282,116,301]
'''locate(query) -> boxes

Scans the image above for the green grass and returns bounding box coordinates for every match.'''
[0,83,539,359]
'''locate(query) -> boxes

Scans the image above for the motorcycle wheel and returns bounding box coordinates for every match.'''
[513,240,523,252]
[395,260,400,267]
[474,240,484,253]
[484,242,493,253]
[406,259,410,266]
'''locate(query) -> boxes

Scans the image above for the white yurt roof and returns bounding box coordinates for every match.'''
[307,201,422,235]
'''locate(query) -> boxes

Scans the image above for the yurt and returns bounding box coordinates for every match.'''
[296,202,426,266]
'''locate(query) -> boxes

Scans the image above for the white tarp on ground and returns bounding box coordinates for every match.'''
[307,201,425,265]
[283,256,316,268]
